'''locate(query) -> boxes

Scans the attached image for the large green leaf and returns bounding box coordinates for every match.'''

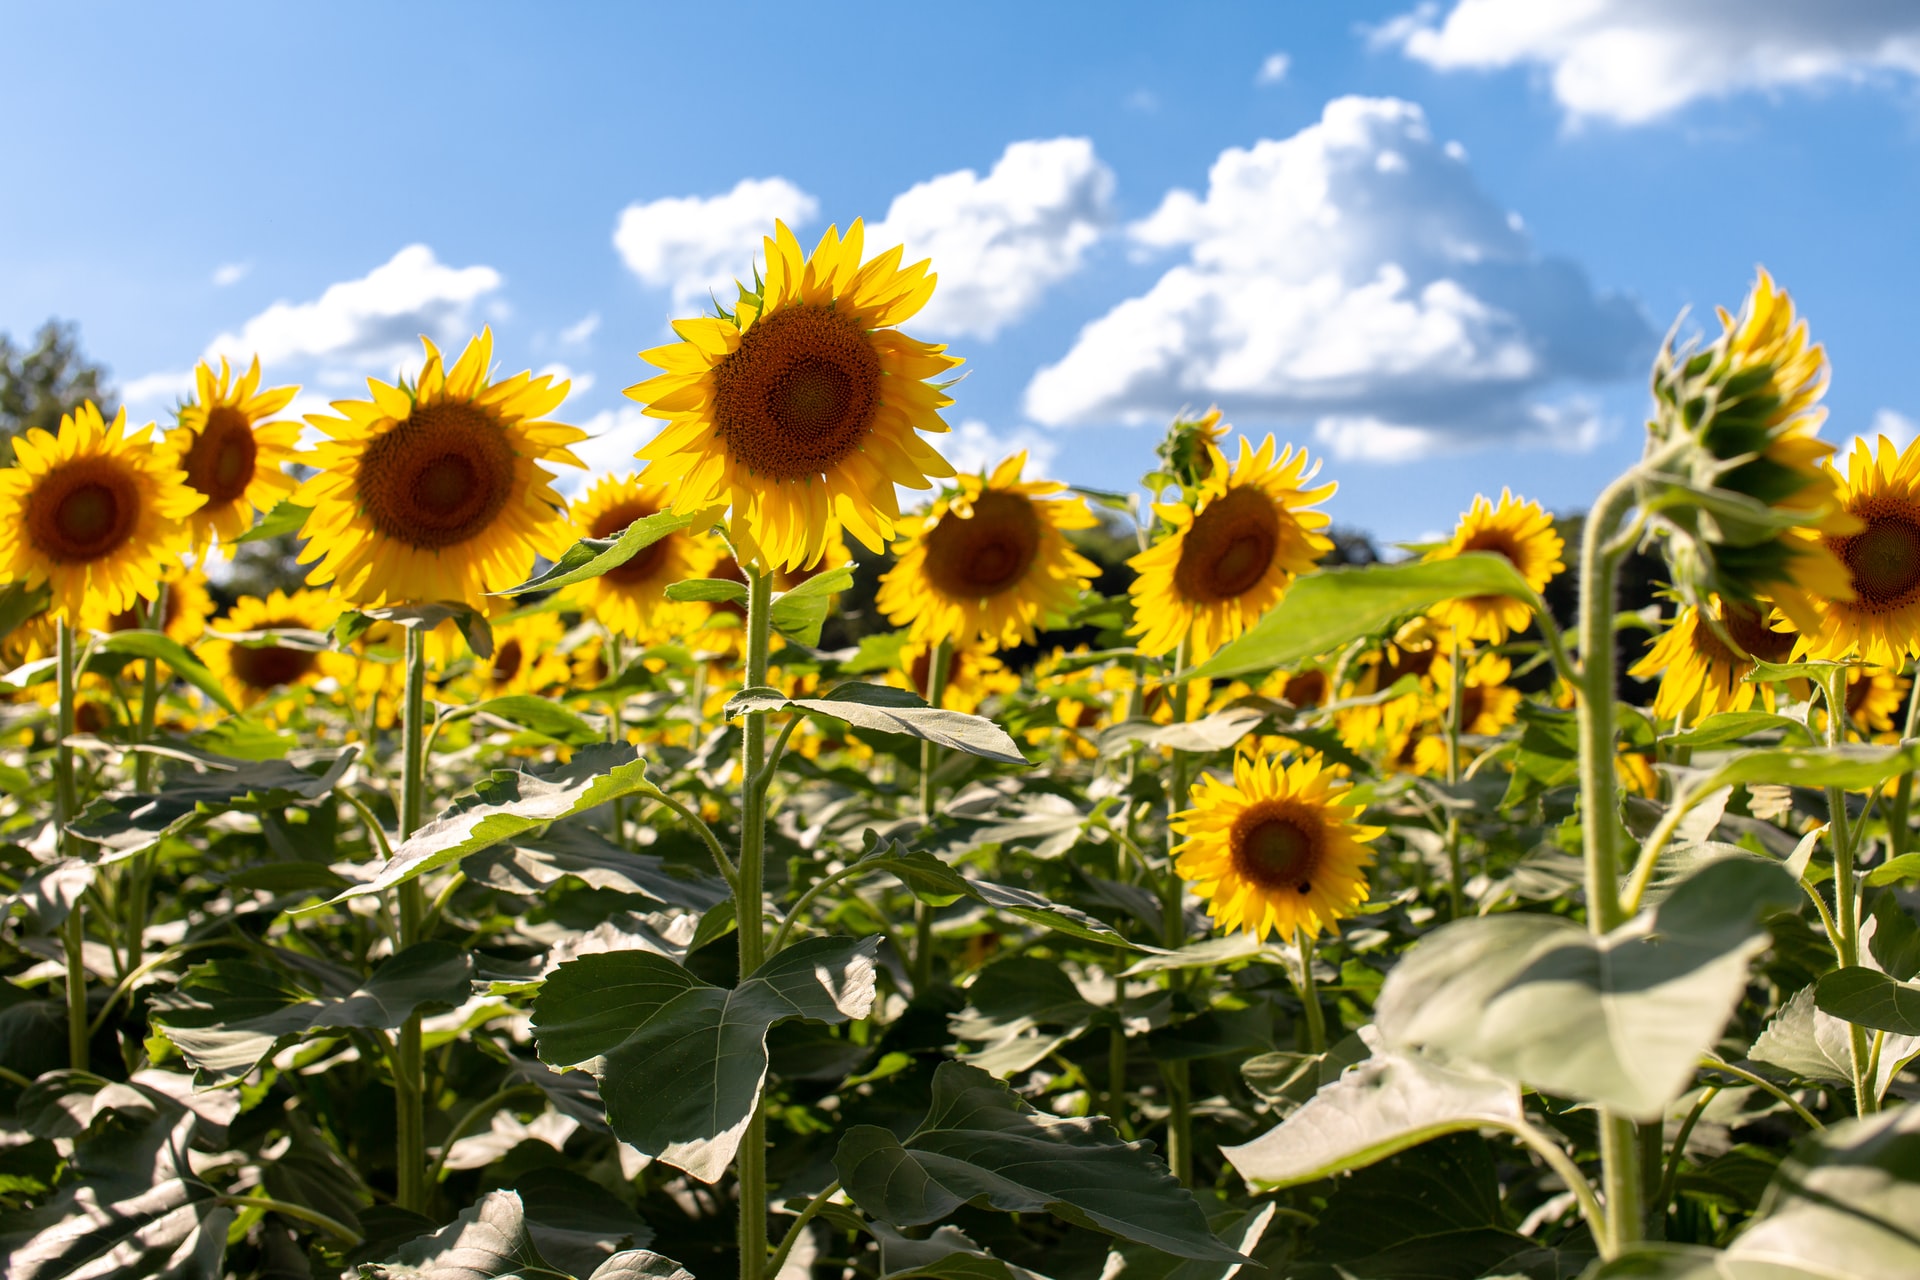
[1662,711,1814,750]
[1376,857,1801,1119]
[727,682,1028,765]
[872,1224,1049,1280]
[1814,967,1920,1035]
[1182,554,1538,682]
[322,744,654,905]
[465,822,729,912]
[834,1060,1240,1261]
[949,955,1099,1077]
[532,935,879,1182]
[2,1176,232,1280]
[91,629,238,714]
[858,839,1124,945]
[1221,1045,1523,1188]
[148,942,474,1085]
[494,510,697,597]
[68,744,360,860]
[1749,985,1920,1105]
[361,1189,553,1280]
[1679,743,1920,797]
[770,564,856,646]
[1102,1205,1276,1280]
[455,695,608,747]
[1584,1245,1826,1278]
[1727,1106,1920,1279]
[334,601,494,659]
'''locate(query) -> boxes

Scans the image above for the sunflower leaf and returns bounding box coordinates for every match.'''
[725,682,1028,765]
[1814,967,1920,1036]
[91,630,238,714]
[663,578,748,605]
[1180,553,1539,683]
[451,695,608,747]
[333,602,494,660]
[495,511,697,597]
[856,837,1127,946]
[770,564,856,646]
[231,499,311,544]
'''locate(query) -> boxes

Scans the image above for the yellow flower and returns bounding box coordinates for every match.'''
[1629,598,1796,722]
[473,611,573,699]
[163,357,301,555]
[204,589,343,708]
[1794,434,1920,667]
[295,330,584,608]
[1130,435,1335,659]
[563,474,718,641]
[0,402,204,623]
[1408,653,1522,776]
[627,219,961,571]
[876,452,1098,648]
[1426,490,1564,646]
[1172,751,1381,941]
[85,560,215,645]
[892,639,1018,715]
[1842,666,1908,735]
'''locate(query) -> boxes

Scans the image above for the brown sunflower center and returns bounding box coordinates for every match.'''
[228,618,318,691]
[1230,802,1323,896]
[358,402,516,550]
[922,491,1043,599]
[1841,510,1920,609]
[491,638,523,686]
[1846,673,1874,716]
[26,458,141,564]
[1174,486,1281,603]
[110,587,183,633]
[589,498,673,586]
[1460,684,1486,727]
[182,406,259,504]
[1718,601,1793,663]
[712,305,883,480]
[1280,669,1327,708]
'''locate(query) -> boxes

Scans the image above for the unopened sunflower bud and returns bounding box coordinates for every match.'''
[1151,406,1232,492]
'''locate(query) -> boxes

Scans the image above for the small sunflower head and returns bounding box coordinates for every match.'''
[1150,406,1233,493]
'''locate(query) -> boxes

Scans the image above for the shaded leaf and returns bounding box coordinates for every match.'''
[1662,711,1813,750]
[335,601,494,660]
[232,498,312,543]
[1,1177,231,1280]
[663,578,748,605]
[361,1189,551,1280]
[69,745,360,860]
[459,695,607,747]
[466,822,729,912]
[727,682,1028,765]
[92,630,237,714]
[1814,967,1920,1035]
[859,838,1124,944]
[1728,1106,1920,1279]
[497,511,697,597]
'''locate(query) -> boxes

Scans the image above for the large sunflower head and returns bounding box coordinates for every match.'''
[204,589,343,708]
[1172,751,1381,942]
[1129,435,1336,660]
[294,330,585,608]
[163,357,301,556]
[876,452,1099,649]
[1787,433,1920,666]
[0,402,205,623]
[1628,596,1797,722]
[627,219,962,572]
[562,473,718,641]
[1425,489,1564,646]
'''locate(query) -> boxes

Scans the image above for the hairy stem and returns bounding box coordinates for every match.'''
[55,619,87,1071]
[393,627,429,1213]
[1444,636,1467,920]
[737,565,775,1280]
[1819,670,1876,1116]
[913,637,953,995]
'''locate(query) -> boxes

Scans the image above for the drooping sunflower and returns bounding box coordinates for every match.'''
[0,402,204,622]
[295,330,585,608]
[1172,751,1381,942]
[1130,435,1335,660]
[88,561,215,644]
[627,219,962,571]
[1794,434,1920,667]
[204,589,343,708]
[164,357,301,555]
[876,452,1099,649]
[1629,597,1797,722]
[563,474,718,641]
[1426,490,1565,646]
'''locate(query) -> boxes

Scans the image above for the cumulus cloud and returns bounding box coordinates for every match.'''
[564,404,654,492]
[1838,408,1918,469]
[868,139,1115,341]
[612,178,818,310]
[560,312,601,345]
[1256,52,1291,85]
[938,420,1061,478]
[1376,0,1920,125]
[1022,96,1649,461]
[211,262,250,287]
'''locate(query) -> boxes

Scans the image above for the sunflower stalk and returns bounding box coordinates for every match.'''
[1294,926,1326,1054]
[393,626,430,1213]
[736,564,775,1280]
[122,584,169,980]
[1817,667,1876,1116]
[1443,636,1467,920]
[1162,637,1195,1185]
[1888,669,1920,860]
[912,637,954,994]
[55,618,87,1072]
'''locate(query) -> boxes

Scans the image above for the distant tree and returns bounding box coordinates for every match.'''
[0,320,115,457]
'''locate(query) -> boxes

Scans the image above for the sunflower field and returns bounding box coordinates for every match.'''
[3,223,1920,1280]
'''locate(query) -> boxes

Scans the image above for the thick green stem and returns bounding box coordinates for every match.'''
[736,566,775,1280]
[122,586,168,980]
[1576,476,1643,1256]
[394,627,429,1213]
[1889,668,1920,860]
[1819,671,1876,1115]
[606,632,628,847]
[1444,637,1467,920]
[912,638,953,994]
[1295,927,1327,1054]
[55,619,87,1071]
[1160,638,1194,1184]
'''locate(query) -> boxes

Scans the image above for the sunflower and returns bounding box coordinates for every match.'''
[876,452,1098,648]
[164,357,301,555]
[294,330,585,608]
[1629,597,1797,722]
[1335,619,1443,753]
[0,402,204,623]
[1130,435,1335,660]
[83,560,215,645]
[1843,666,1909,735]
[1794,434,1920,667]
[1409,653,1522,776]
[473,612,572,699]
[563,474,718,641]
[1172,751,1381,941]
[1426,490,1564,646]
[204,589,343,707]
[627,219,961,571]
[893,639,1017,715]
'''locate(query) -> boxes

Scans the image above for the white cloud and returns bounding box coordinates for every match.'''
[538,362,594,401]
[1838,408,1918,469]
[1256,52,1292,85]
[1023,96,1649,462]
[939,420,1061,478]
[564,405,655,493]
[559,312,601,345]
[120,370,196,416]
[869,138,1115,341]
[211,262,250,287]
[1377,0,1920,125]
[612,178,818,310]
[204,244,502,372]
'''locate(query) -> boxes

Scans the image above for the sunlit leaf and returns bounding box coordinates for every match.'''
[495,511,697,597]
[726,682,1028,765]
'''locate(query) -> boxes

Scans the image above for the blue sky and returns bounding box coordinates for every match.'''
[6,1,1920,544]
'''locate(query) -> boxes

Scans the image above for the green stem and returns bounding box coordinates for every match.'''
[122,586,168,979]
[606,632,628,848]
[217,1194,364,1245]
[1818,670,1876,1117]
[1698,1055,1825,1131]
[428,1084,541,1186]
[769,860,871,955]
[1576,474,1643,1257]
[643,787,738,892]
[1444,636,1466,920]
[912,638,953,995]
[1495,1117,1610,1248]
[1654,1086,1719,1230]
[394,626,429,1213]
[766,1181,841,1279]
[1295,927,1327,1054]
[1888,667,1920,860]
[737,565,775,1280]
[1161,637,1194,1185]
[55,618,87,1072]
